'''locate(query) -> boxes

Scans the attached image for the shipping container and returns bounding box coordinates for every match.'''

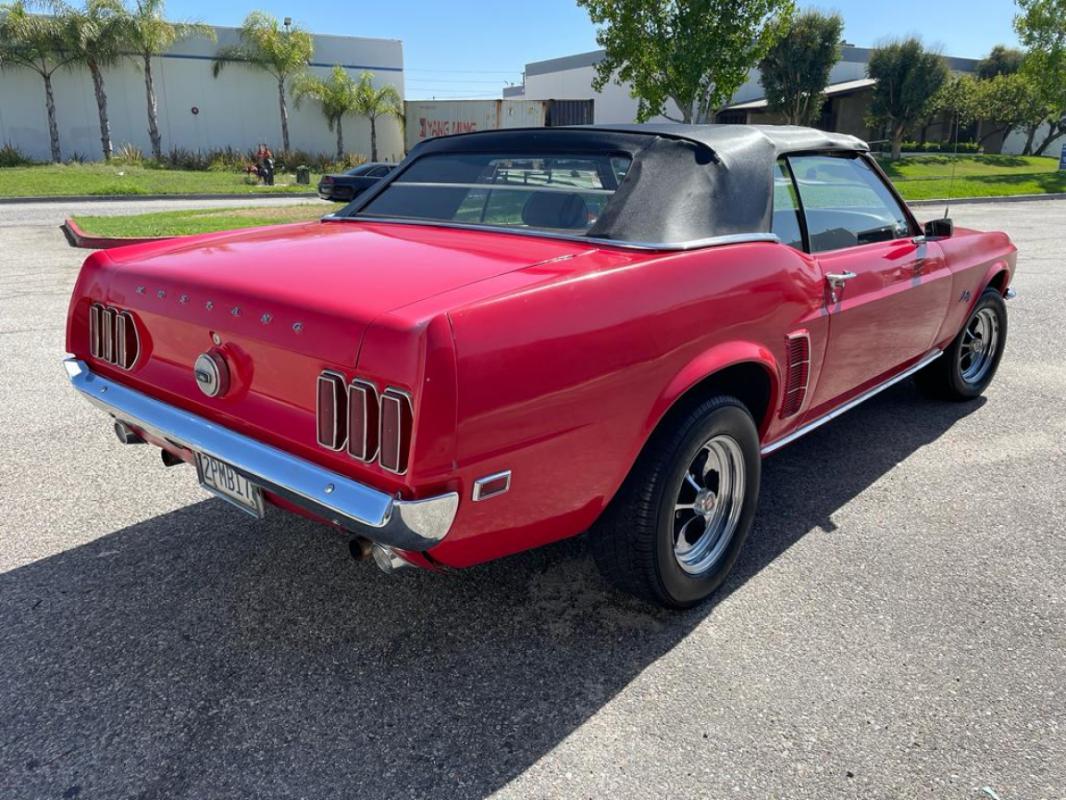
[403,99,595,152]
[403,100,544,151]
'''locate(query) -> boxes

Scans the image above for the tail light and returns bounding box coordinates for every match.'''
[347,380,379,462]
[316,372,347,450]
[378,389,413,474]
[317,371,412,473]
[89,303,139,370]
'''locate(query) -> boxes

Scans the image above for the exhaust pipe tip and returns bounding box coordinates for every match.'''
[114,421,145,445]
[160,449,184,467]
[371,544,411,574]
[348,537,373,561]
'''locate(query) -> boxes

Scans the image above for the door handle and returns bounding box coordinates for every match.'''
[825,271,857,288]
[825,271,857,303]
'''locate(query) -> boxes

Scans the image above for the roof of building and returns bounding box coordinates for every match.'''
[522,46,979,77]
[724,78,877,111]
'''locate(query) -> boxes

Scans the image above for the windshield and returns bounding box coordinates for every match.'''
[349,152,632,234]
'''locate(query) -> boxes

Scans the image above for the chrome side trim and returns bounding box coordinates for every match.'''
[761,348,943,456]
[1005,287,1017,300]
[64,358,458,551]
[322,216,780,252]
[472,470,512,502]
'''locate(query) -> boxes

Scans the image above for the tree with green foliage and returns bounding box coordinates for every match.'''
[122,0,213,160]
[211,11,313,153]
[758,10,843,125]
[576,0,794,124]
[352,72,402,161]
[1014,0,1066,156]
[866,38,949,159]
[60,0,126,160]
[970,71,1044,150]
[976,44,1024,79]
[924,72,975,144]
[0,1,75,162]
[292,65,359,160]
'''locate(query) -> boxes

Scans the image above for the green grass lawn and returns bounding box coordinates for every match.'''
[73,203,342,238]
[876,154,1066,200]
[0,162,320,198]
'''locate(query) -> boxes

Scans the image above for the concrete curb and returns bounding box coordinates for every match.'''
[61,218,178,249]
[2,191,318,204]
[908,192,1066,207]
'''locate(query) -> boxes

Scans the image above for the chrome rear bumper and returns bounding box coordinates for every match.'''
[64,358,458,551]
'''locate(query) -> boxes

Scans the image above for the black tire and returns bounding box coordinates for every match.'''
[916,288,1007,401]
[590,395,761,609]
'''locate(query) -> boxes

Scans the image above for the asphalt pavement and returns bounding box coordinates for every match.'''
[0,198,1062,799]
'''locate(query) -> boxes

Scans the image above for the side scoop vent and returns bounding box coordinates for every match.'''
[780,331,811,418]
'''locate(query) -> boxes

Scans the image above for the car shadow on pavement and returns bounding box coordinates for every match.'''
[0,381,984,799]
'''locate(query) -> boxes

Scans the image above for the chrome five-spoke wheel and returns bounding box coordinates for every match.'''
[959,306,999,385]
[590,394,761,608]
[673,434,746,575]
[915,287,1007,401]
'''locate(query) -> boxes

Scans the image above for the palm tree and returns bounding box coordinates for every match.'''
[0,1,75,162]
[61,0,124,160]
[353,71,402,162]
[211,11,312,153]
[122,0,212,160]
[291,65,359,160]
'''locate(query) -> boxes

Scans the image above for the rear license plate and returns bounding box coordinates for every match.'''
[195,452,265,518]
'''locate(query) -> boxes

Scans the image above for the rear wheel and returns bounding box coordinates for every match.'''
[916,288,1007,400]
[590,395,761,609]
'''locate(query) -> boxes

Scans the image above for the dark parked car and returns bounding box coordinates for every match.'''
[318,162,395,201]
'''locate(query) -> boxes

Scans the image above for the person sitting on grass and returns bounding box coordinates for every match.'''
[255,144,275,186]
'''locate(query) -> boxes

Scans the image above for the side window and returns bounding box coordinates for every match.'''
[771,159,804,251]
[368,166,391,178]
[788,154,912,253]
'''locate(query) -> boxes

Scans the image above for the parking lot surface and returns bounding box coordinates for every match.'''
[0,199,1062,799]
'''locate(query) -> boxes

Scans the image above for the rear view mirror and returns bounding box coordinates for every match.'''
[924,218,954,238]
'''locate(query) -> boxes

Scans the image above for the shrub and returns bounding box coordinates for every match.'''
[275,150,367,174]
[113,143,144,166]
[88,183,147,196]
[0,143,35,167]
[874,140,981,154]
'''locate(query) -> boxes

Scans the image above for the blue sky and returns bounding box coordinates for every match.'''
[168,0,1022,99]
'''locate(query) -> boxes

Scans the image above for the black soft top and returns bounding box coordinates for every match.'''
[344,124,869,247]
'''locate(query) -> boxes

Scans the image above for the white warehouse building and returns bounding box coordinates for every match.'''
[504,46,1062,157]
[0,25,405,162]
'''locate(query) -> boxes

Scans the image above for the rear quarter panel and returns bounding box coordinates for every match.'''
[428,240,829,567]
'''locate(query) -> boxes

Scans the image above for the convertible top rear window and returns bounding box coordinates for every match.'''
[339,125,872,246]
[355,153,632,234]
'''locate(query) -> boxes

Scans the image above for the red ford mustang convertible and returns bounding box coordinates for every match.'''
[65,125,1015,608]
